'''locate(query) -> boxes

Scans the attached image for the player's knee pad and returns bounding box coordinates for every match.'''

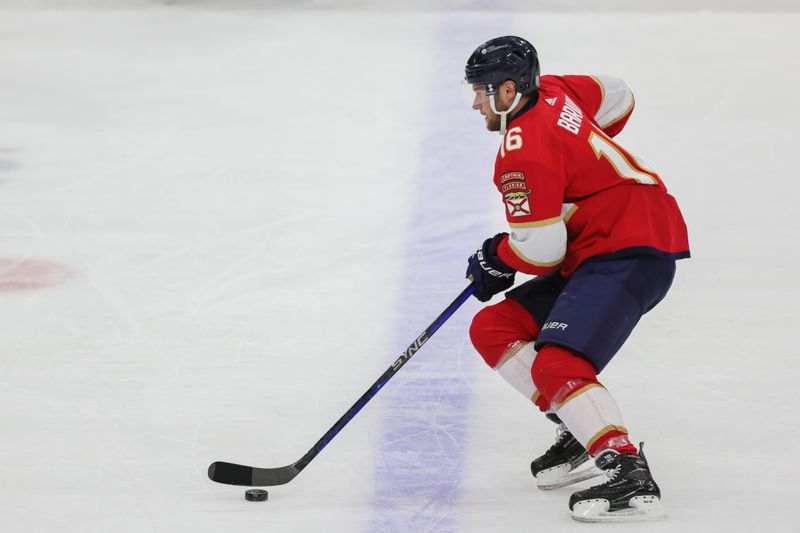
[530,344,599,405]
[469,298,540,368]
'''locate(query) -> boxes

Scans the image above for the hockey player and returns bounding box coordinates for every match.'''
[463,36,689,522]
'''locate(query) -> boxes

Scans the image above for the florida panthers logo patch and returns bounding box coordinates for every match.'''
[505,193,531,217]
[500,171,532,218]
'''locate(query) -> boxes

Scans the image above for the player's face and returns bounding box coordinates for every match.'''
[471,84,501,132]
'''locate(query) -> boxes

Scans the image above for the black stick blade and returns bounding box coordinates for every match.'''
[208,461,301,486]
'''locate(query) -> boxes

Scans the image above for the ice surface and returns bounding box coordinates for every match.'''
[0,5,798,533]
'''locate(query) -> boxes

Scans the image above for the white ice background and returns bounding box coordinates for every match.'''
[0,3,798,532]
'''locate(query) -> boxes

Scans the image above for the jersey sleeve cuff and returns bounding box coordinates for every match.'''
[497,234,562,275]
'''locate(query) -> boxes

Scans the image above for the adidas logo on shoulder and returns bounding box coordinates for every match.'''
[545,96,558,106]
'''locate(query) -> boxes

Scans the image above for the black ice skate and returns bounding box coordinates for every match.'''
[531,416,603,490]
[568,443,666,523]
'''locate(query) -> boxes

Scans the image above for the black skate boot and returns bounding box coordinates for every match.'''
[569,443,666,522]
[530,414,602,490]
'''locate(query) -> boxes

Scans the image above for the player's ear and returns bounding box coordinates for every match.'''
[501,80,518,105]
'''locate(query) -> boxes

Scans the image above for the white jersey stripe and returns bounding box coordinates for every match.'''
[507,218,567,267]
[591,75,634,129]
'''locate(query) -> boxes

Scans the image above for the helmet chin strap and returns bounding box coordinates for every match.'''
[490,92,523,136]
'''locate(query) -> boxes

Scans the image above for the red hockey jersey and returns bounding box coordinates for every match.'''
[493,74,690,277]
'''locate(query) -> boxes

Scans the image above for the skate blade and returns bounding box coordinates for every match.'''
[536,464,604,491]
[571,495,667,523]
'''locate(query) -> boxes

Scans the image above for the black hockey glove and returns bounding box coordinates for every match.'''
[466,233,516,302]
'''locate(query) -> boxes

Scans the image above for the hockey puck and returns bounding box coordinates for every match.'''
[245,489,268,502]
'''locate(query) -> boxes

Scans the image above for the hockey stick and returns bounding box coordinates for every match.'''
[207,282,476,487]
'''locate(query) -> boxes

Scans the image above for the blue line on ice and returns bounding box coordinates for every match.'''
[366,20,499,533]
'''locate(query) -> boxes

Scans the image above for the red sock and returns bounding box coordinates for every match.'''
[531,345,638,456]
[469,299,540,368]
[530,345,599,406]
[589,430,638,456]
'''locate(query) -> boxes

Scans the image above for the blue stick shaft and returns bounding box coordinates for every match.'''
[295,283,475,470]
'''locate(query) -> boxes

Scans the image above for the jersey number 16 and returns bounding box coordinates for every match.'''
[588,129,659,186]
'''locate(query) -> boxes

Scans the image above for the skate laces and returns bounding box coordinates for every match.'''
[548,425,568,450]
[554,424,569,444]
[542,425,570,458]
[603,464,621,483]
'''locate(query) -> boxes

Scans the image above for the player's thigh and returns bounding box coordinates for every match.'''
[505,268,567,328]
[534,255,676,372]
